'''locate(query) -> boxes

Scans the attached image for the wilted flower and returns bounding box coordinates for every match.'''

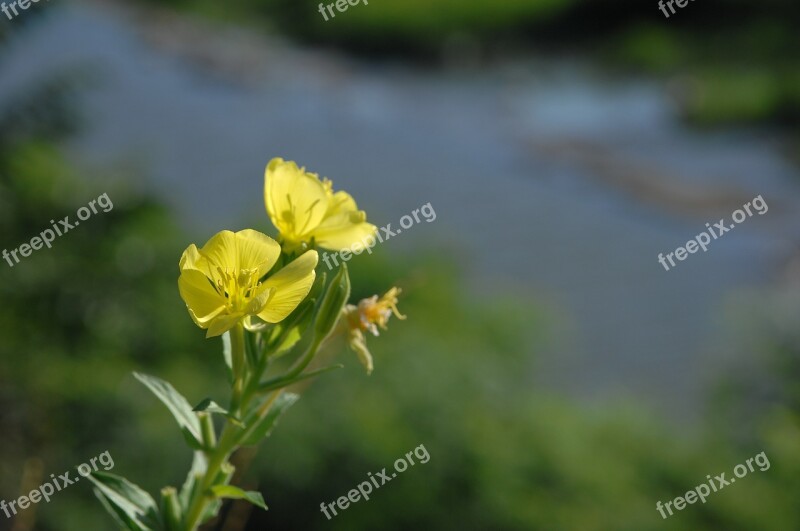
[264,157,377,253]
[178,229,317,337]
[343,287,405,374]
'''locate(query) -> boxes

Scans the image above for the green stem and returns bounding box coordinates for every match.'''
[284,337,323,381]
[161,487,182,531]
[183,323,248,531]
[199,413,216,450]
[240,338,271,412]
[182,425,237,531]
[229,323,246,414]
[183,324,321,530]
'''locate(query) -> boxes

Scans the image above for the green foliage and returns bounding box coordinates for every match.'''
[134,373,204,450]
[209,485,267,511]
[240,393,299,447]
[88,472,162,531]
[92,259,359,527]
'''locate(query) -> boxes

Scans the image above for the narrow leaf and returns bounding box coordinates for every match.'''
[134,372,202,448]
[94,488,146,531]
[192,398,244,427]
[88,472,161,531]
[258,364,344,393]
[192,398,228,415]
[209,485,268,511]
[240,393,299,446]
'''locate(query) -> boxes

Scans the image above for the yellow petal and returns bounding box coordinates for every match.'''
[313,219,378,252]
[234,229,281,276]
[349,329,374,375]
[246,285,274,315]
[264,158,328,240]
[257,250,318,323]
[179,244,201,271]
[180,244,216,281]
[206,313,242,338]
[199,230,239,271]
[178,269,225,325]
[325,190,358,217]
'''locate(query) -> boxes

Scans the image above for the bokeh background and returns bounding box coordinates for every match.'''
[1,0,799,529]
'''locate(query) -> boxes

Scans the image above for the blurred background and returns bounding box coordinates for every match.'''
[0,0,799,529]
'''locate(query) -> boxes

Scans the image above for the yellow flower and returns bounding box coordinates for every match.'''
[178,229,318,338]
[264,158,377,252]
[343,287,406,374]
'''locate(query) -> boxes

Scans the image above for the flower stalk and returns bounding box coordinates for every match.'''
[229,323,246,414]
[88,158,405,531]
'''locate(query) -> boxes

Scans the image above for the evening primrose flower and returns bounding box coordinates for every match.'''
[343,287,405,374]
[178,229,318,338]
[264,157,377,253]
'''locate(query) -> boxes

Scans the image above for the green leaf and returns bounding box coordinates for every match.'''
[314,264,350,340]
[200,463,235,525]
[258,364,344,393]
[192,398,243,427]
[95,490,145,531]
[88,472,162,531]
[192,398,229,415]
[134,372,202,449]
[240,393,299,446]
[209,485,268,511]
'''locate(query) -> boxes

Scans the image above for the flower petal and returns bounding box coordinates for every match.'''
[349,329,374,375]
[234,229,281,276]
[180,244,216,279]
[246,285,274,315]
[178,269,225,325]
[264,158,328,240]
[313,219,378,253]
[206,313,242,338]
[180,244,201,270]
[199,230,239,271]
[257,250,318,323]
[325,190,358,217]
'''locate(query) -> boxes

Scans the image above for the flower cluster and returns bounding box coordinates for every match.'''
[91,159,405,531]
